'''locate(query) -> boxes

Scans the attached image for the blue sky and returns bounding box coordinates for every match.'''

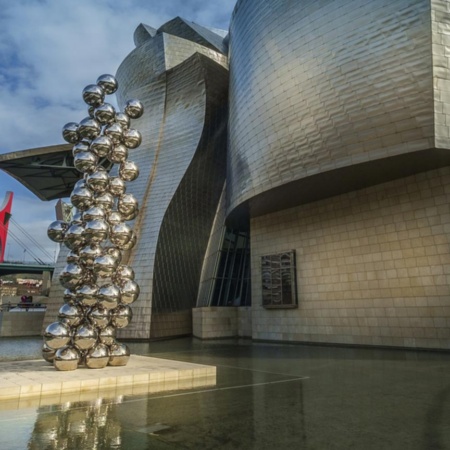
[0,0,235,263]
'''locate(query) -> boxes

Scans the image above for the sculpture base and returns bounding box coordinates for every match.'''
[0,355,216,410]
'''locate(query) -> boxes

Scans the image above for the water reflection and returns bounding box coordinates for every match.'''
[28,397,123,450]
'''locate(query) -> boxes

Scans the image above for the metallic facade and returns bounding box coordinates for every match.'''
[227,0,450,224]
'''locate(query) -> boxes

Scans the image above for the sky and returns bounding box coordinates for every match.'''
[0,0,235,263]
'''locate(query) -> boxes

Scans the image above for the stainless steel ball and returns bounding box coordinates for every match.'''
[88,306,110,330]
[108,342,130,366]
[73,323,98,351]
[42,343,56,364]
[66,250,80,264]
[64,224,86,250]
[62,122,80,144]
[121,208,139,221]
[58,303,84,327]
[94,192,115,212]
[90,135,113,158]
[99,326,116,346]
[78,117,101,140]
[86,168,109,193]
[106,210,123,226]
[59,263,85,290]
[70,184,94,210]
[96,74,118,95]
[109,222,132,246]
[82,84,105,107]
[119,160,139,182]
[108,177,126,197]
[85,343,110,369]
[112,265,135,284]
[88,105,96,118]
[124,99,144,119]
[110,305,132,328]
[54,346,81,371]
[104,246,122,264]
[115,112,130,130]
[97,283,121,310]
[104,122,123,144]
[117,193,138,216]
[74,150,99,175]
[122,128,142,149]
[72,140,90,156]
[122,231,137,250]
[78,244,103,267]
[94,103,116,125]
[71,210,84,225]
[82,206,106,222]
[75,283,99,307]
[120,280,140,305]
[84,219,109,244]
[44,322,72,350]
[108,143,128,164]
[93,254,119,278]
[47,220,68,243]
[63,288,77,304]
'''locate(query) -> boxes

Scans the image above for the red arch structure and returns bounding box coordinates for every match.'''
[0,191,13,263]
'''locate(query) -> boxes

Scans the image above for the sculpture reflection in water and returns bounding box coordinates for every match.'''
[43,74,144,370]
[28,397,123,449]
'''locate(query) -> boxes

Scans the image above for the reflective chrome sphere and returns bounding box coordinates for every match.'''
[88,306,110,329]
[54,346,80,371]
[63,288,77,304]
[122,128,142,149]
[90,135,113,158]
[78,244,103,267]
[76,283,99,307]
[70,184,94,210]
[86,169,109,193]
[108,342,130,366]
[78,117,101,140]
[83,206,106,222]
[104,246,122,264]
[58,303,84,327]
[113,265,135,284]
[66,250,80,264]
[84,219,109,244]
[110,222,132,246]
[59,263,85,290]
[88,105,96,118]
[106,210,123,226]
[94,103,116,125]
[82,84,105,107]
[94,192,115,212]
[108,177,126,197]
[73,323,98,351]
[119,160,139,182]
[97,283,121,310]
[117,194,138,216]
[124,99,144,119]
[74,150,99,174]
[85,343,110,369]
[104,122,123,144]
[122,231,137,250]
[71,210,84,225]
[115,112,130,130]
[110,305,132,328]
[62,122,79,144]
[42,343,56,364]
[64,224,86,250]
[108,143,128,164]
[72,140,90,156]
[120,280,140,305]
[44,322,71,350]
[96,74,118,95]
[99,326,116,346]
[121,209,139,221]
[47,220,68,243]
[93,254,118,278]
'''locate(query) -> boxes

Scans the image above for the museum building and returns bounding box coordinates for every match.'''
[1,0,450,350]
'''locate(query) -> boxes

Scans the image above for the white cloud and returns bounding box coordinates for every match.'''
[0,0,235,263]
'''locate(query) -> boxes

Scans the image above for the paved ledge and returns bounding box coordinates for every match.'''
[0,355,216,410]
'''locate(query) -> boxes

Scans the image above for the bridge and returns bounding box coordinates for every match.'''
[0,262,55,277]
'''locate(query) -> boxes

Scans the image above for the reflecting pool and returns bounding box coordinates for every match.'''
[1,338,450,449]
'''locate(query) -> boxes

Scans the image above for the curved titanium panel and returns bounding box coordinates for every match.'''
[227,0,438,223]
[115,31,228,339]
